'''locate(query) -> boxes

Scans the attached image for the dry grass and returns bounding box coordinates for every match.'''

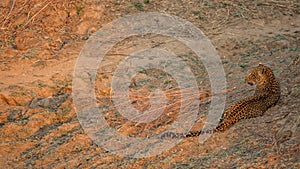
[0,0,299,168]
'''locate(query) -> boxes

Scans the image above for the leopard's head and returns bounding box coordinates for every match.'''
[245,63,275,88]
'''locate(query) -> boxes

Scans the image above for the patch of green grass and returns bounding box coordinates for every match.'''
[101,15,109,22]
[164,79,172,85]
[243,57,251,63]
[23,54,37,59]
[289,46,299,52]
[37,82,47,88]
[8,39,14,45]
[133,2,144,11]
[52,79,64,86]
[273,34,286,41]
[204,0,216,8]
[11,91,29,96]
[239,63,247,68]
[138,79,149,85]
[234,8,247,18]
[144,0,150,4]
[49,108,57,113]
[268,48,279,56]
[102,74,109,79]
[192,11,206,20]
[192,11,200,15]
[76,6,83,15]
[113,0,120,5]
[237,1,243,6]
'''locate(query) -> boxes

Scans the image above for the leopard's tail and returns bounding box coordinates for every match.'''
[160,129,214,139]
[161,119,236,139]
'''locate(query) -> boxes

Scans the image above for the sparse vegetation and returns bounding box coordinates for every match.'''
[133,1,144,11]
[0,0,299,168]
[76,6,83,15]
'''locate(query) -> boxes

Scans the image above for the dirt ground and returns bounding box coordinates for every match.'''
[0,0,299,168]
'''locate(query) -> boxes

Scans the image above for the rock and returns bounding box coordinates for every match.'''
[28,93,70,110]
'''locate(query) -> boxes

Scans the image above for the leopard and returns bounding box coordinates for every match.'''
[161,63,281,138]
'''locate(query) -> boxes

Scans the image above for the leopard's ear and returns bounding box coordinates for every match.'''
[258,62,264,66]
[261,67,266,74]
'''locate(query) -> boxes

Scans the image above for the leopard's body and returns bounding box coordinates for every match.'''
[162,63,281,138]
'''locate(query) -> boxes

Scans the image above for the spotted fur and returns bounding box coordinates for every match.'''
[161,63,280,138]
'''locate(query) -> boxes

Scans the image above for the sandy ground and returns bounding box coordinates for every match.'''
[0,0,299,168]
